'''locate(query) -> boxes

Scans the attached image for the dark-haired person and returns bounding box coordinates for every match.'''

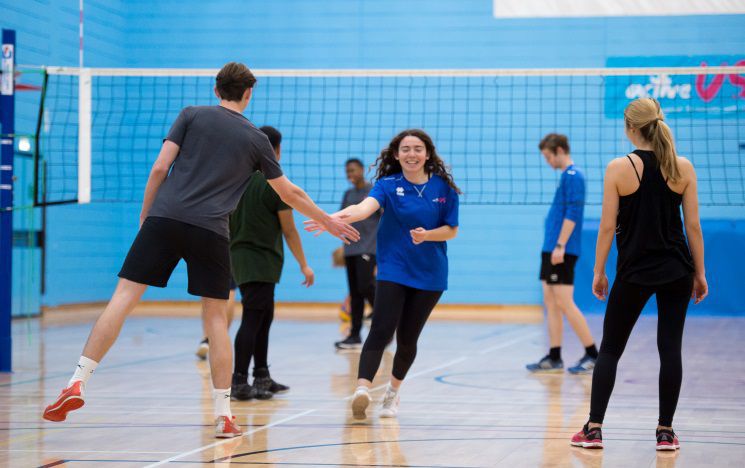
[42,62,359,438]
[571,98,707,450]
[527,133,598,374]
[334,158,380,351]
[307,129,459,420]
[230,126,315,401]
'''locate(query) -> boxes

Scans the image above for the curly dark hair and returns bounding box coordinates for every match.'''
[372,129,461,193]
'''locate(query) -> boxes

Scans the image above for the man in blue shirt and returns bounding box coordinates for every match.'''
[527,134,598,374]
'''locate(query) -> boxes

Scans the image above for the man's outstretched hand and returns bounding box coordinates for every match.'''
[309,214,359,245]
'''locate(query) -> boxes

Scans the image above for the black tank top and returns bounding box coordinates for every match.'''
[615,149,694,285]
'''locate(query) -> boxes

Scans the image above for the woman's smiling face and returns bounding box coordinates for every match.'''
[396,135,428,174]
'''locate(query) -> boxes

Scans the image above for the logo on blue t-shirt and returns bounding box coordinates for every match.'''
[396,187,404,197]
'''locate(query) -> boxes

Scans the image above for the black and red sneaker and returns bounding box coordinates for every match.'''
[656,428,680,451]
[571,423,603,449]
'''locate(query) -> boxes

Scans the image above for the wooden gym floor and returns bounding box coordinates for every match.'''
[1,304,743,467]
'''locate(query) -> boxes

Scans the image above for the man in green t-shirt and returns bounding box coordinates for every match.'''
[230,126,315,401]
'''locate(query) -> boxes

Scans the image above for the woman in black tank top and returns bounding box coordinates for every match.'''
[615,149,694,284]
[571,98,708,452]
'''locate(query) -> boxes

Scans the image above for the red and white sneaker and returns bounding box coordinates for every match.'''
[656,429,680,451]
[571,424,604,449]
[43,381,85,422]
[215,415,242,438]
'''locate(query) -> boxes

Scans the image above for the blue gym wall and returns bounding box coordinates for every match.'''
[2,1,745,313]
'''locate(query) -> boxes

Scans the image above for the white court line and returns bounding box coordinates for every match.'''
[478,329,543,354]
[146,327,538,466]
[143,408,316,468]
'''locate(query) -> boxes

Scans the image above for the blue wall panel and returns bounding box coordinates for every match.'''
[2,0,127,315]
[575,220,745,315]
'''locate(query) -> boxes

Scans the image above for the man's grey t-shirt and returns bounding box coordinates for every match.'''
[341,183,379,256]
[148,105,283,238]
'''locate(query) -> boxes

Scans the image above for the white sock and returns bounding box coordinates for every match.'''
[386,383,399,395]
[68,356,98,387]
[355,385,369,394]
[213,388,232,419]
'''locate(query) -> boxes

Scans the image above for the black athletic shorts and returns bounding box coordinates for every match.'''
[539,252,578,285]
[118,216,231,299]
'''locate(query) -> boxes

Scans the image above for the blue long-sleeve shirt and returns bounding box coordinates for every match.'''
[542,165,585,256]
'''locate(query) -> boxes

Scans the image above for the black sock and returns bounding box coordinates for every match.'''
[585,344,599,359]
[549,347,561,361]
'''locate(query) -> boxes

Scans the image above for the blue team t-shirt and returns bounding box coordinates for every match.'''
[542,164,585,256]
[368,173,459,291]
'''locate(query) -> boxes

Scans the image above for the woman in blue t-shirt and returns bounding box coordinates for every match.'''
[307,129,460,420]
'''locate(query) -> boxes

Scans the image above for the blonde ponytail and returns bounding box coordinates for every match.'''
[652,119,680,183]
[624,98,681,183]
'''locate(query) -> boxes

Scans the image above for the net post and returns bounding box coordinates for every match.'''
[78,68,91,204]
[1,29,16,373]
[33,69,48,207]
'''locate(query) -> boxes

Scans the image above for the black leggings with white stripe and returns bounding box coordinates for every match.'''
[357,281,443,382]
[589,274,693,427]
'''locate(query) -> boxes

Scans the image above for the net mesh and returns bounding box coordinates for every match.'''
[38,68,745,206]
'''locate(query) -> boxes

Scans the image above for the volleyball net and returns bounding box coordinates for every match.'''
[33,66,745,207]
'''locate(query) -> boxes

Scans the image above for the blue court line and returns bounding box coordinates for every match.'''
[265,423,745,436]
[213,436,745,463]
[216,463,475,467]
[33,436,745,467]
[433,371,745,401]
[0,351,190,388]
[8,422,745,435]
[3,423,217,430]
[40,462,473,467]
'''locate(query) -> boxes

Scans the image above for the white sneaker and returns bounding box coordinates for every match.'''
[196,338,209,360]
[379,389,399,418]
[351,387,371,420]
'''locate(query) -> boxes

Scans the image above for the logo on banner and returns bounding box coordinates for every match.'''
[1,44,14,96]
[605,56,745,118]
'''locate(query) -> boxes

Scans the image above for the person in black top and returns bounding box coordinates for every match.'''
[335,158,380,350]
[571,98,708,451]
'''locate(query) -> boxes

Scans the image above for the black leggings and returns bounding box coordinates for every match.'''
[358,281,443,382]
[590,275,693,427]
[234,282,275,376]
[345,254,377,337]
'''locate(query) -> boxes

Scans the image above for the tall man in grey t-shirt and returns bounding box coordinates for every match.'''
[43,62,359,439]
[335,158,380,350]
